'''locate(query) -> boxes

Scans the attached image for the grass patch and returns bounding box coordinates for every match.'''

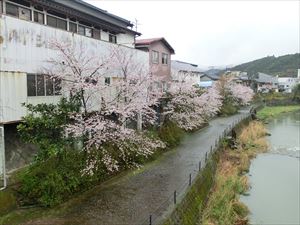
[0,190,17,216]
[200,121,268,225]
[257,105,300,120]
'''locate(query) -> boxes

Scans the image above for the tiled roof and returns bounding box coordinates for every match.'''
[171,60,203,73]
[135,37,175,54]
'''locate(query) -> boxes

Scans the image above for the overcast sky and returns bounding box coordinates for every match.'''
[86,0,299,69]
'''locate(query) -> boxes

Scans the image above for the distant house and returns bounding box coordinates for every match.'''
[254,72,278,93]
[135,37,175,90]
[199,74,220,87]
[235,72,254,87]
[278,69,300,93]
[171,60,203,85]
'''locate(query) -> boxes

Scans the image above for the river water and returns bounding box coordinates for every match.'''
[241,110,300,224]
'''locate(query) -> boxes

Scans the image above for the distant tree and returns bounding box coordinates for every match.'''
[231,53,300,77]
[164,79,222,131]
[292,83,300,101]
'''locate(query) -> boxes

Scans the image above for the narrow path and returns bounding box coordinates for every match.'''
[22,109,250,225]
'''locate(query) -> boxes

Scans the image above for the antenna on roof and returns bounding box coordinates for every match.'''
[134,18,141,32]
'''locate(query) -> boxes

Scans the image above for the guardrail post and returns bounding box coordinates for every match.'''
[199,161,201,171]
[189,173,192,186]
[174,191,177,204]
[149,215,152,225]
[205,152,208,162]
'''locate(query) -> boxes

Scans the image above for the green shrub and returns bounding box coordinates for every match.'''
[220,102,238,116]
[18,150,101,207]
[158,120,184,148]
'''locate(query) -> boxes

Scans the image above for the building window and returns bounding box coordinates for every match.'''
[78,24,93,38]
[6,2,29,21]
[6,3,18,17]
[85,27,92,37]
[93,29,101,40]
[152,51,159,64]
[27,74,62,97]
[69,22,77,33]
[78,25,85,35]
[18,6,30,20]
[47,15,67,30]
[37,75,45,96]
[109,34,117,43]
[34,11,44,24]
[27,74,36,96]
[6,2,31,21]
[54,79,62,95]
[105,77,111,85]
[57,18,67,30]
[45,76,54,96]
[162,53,168,65]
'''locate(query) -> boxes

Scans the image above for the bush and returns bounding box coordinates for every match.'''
[158,120,184,148]
[18,150,104,207]
[220,102,238,116]
[17,96,80,161]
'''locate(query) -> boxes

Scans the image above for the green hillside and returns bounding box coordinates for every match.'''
[231,53,300,77]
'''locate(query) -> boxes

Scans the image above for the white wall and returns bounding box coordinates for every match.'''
[171,70,201,85]
[0,15,149,123]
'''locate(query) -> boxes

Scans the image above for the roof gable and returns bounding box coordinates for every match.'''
[135,37,175,54]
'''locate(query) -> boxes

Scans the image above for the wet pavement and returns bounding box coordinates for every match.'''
[22,109,250,225]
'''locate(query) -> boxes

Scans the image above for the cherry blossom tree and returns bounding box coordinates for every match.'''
[228,83,254,105]
[44,41,165,174]
[216,75,254,106]
[164,77,222,131]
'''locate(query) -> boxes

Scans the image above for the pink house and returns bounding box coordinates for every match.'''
[135,38,175,87]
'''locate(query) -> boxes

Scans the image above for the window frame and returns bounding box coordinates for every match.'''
[162,53,168,65]
[33,10,44,24]
[109,33,117,43]
[152,51,159,64]
[5,1,31,21]
[47,14,67,31]
[104,77,111,86]
[27,74,62,97]
[69,22,78,33]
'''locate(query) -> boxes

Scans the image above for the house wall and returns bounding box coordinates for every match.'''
[148,41,172,81]
[0,15,148,123]
[171,70,201,85]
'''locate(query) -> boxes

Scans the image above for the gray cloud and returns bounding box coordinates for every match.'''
[86,0,299,68]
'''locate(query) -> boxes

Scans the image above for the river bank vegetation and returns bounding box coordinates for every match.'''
[200,121,268,225]
[257,105,300,120]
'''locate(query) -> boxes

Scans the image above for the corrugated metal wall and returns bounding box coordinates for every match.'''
[0,15,149,123]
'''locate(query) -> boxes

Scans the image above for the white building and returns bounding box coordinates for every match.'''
[171,60,203,85]
[0,0,148,172]
[278,69,300,93]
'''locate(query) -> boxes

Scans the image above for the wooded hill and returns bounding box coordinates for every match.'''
[231,53,300,77]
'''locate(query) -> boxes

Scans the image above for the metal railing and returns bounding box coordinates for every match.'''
[139,112,252,225]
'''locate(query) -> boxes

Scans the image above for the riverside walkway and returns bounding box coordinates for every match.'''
[22,109,250,225]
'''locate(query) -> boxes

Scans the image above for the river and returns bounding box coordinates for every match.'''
[241,110,300,224]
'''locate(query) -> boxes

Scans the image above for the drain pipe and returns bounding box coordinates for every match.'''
[0,125,6,190]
